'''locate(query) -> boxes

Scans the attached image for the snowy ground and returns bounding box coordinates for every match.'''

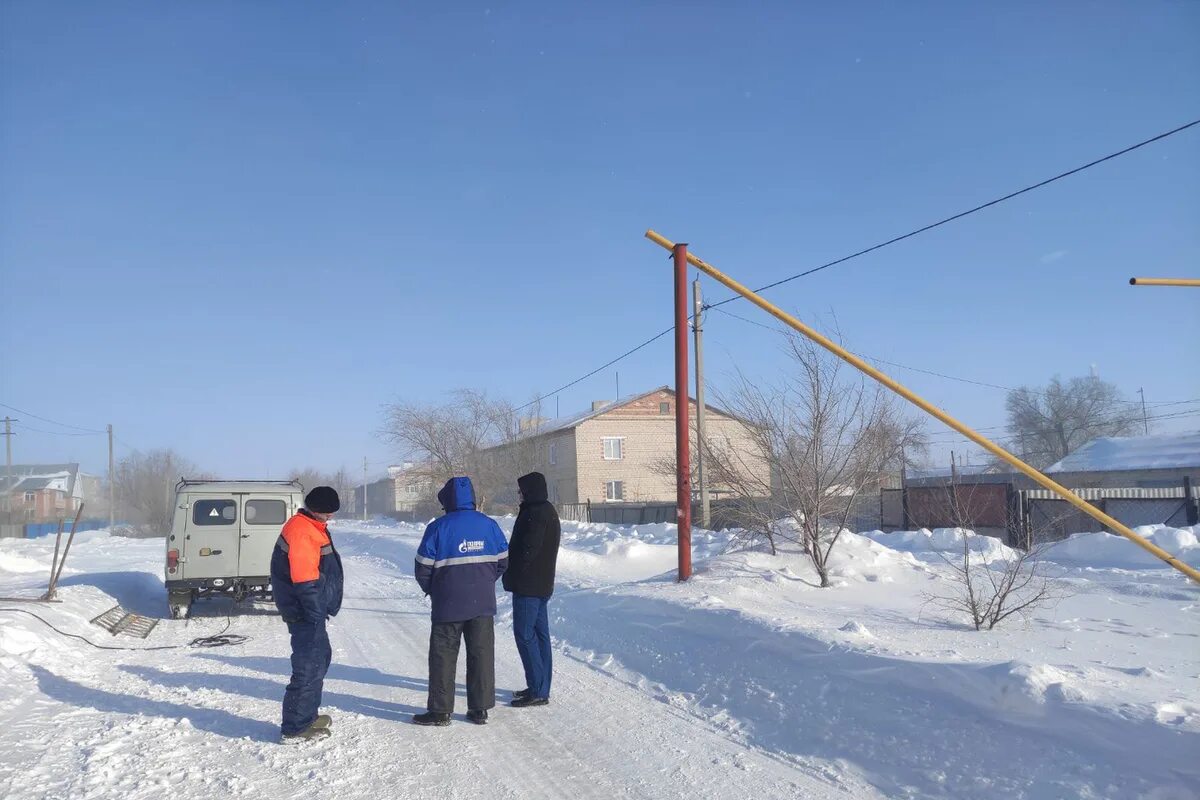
[1,520,1197,799]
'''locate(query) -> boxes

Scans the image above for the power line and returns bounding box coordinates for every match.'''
[709,305,1200,406]
[707,117,1200,308]
[509,118,1200,417]
[514,326,674,413]
[13,423,103,438]
[0,402,105,434]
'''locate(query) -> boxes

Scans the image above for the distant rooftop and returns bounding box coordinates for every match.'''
[907,463,1005,481]
[1046,431,1200,473]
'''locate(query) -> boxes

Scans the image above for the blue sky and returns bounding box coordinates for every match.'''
[2,2,1197,479]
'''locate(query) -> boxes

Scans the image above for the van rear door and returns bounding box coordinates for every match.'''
[238,495,291,578]
[182,494,241,579]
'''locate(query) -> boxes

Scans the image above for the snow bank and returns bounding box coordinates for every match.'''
[0,552,50,574]
[860,524,1200,571]
[1043,525,1200,570]
[860,527,1020,560]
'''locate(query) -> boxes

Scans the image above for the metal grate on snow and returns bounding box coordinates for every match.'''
[90,605,160,639]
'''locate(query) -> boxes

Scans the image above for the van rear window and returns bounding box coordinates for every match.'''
[193,499,237,525]
[246,499,287,525]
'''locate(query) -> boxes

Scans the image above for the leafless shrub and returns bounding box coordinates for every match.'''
[929,534,1059,630]
[925,484,1063,630]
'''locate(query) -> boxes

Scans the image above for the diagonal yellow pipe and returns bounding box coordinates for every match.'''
[1129,277,1200,287]
[646,229,1200,583]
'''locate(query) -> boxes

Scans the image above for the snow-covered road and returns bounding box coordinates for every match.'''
[2,520,1197,799]
[0,528,864,800]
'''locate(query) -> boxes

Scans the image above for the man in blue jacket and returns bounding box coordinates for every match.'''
[412,476,508,726]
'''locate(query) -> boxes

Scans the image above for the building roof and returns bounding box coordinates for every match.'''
[907,463,1005,481]
[0,465,78,496]
[1046,431,1200,473]
[509,386,741,442]
[0,476,57,494]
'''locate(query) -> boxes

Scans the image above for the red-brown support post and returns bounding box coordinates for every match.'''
[673,243,693,581]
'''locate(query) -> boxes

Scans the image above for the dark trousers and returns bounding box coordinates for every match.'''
[427,616,495,714]
[282,620,332,735]
[511,594,552,699]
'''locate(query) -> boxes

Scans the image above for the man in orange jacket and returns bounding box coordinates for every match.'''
[271,486,344,742]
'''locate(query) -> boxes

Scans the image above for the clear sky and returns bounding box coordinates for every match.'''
[2,2,1198,479]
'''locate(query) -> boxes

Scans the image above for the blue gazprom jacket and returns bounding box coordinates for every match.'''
[415,477,509,623]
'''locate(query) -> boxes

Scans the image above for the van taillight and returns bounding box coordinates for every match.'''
[167,549,179,571]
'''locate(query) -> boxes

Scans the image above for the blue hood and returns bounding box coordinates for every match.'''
[437,477,476,512]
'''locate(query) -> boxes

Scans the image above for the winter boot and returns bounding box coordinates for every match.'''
[281,722,332,743]
[467,709,488,725]
[512,688,531,700]
[510,696,549,708]
[310,714,332,730]
[411,711,451,727]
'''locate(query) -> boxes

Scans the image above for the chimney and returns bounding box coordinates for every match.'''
[591,400,610,412]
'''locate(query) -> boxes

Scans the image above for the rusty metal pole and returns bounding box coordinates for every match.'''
[673,243,693,581]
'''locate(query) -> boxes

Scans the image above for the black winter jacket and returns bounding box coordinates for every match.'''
[502,472,561,598]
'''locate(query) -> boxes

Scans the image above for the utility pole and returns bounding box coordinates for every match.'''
[672,243,692,581]
[362,457,369,521]
[2,417,13,516]
[1138,388,1149,435]
[693,279,710,529]
[107,424,115,529]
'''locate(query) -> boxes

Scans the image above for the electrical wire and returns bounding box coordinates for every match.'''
[0,402,106,434]
[709,304,1200,407]
[706,117,1200,307]
[510,119,1200,413]
[514,326,674,413]
[0,607,248,650]
[12,423,103,438]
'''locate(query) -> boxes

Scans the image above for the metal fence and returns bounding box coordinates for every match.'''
[3,519,115,539]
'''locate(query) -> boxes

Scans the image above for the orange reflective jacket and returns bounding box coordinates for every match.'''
[280,512,331,584]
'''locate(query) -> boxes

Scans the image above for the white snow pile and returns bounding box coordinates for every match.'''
[861,527,1020,559]
[1042,524,1200,569]
[860,524,1200,571]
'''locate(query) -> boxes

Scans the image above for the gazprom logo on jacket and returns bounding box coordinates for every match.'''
[457,540,486,554]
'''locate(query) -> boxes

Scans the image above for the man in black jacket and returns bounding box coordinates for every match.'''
[502,471,561,707]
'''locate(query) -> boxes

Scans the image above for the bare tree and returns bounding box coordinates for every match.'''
[931,536,1058,630]
[926,484,1060,630]
[380,389,542,512]
[709,335,925,585]
[1004,375,1140,468]
[288,467,355,509]
[114,449,198,536]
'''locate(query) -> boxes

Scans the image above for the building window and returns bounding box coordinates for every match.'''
[549,442,558,466]
[659,402,671,415]
[602,437,624,460]
[605,480,624,502]
[24,492,36,502]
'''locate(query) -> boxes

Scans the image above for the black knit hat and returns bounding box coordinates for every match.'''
[305,486,340,514]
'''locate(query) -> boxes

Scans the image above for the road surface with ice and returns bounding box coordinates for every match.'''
[1,519,1198,799]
